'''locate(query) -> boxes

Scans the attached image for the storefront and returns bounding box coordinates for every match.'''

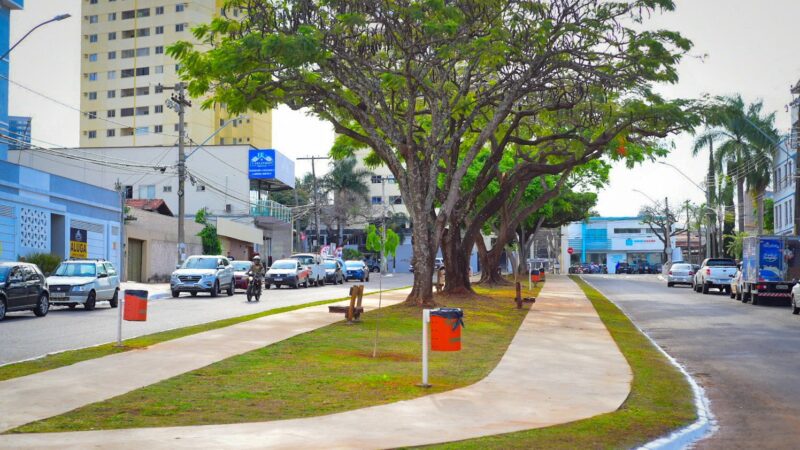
[561,217,675,274]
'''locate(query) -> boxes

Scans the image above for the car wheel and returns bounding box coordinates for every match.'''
[210,281,219,297]
[265,283,271,290]
[751,293,759,305]
[667,282,673,288]
[276,283,282,288]
[172,290,180,298]
[0,298,6,321]
[34,292,50,317]
[109,289,119,308]
[701,283,709,295]
[68,304,77,309]
[227,282,234,296]
[190,292,198,297]
[84,291,96,311]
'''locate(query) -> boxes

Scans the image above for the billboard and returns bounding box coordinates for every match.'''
[248,149,295,189]
[70,227,88,258]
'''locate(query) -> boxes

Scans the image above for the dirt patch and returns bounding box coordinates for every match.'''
[334,349,418,362]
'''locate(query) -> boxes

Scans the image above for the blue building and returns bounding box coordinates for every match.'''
[6,115,30,148]
[0,2,121,267]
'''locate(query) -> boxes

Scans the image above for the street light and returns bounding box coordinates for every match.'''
[0,14,71,62]
[657,161,708,194]
[632,189,657,204]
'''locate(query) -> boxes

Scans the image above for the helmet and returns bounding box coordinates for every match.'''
[253,255,261,261]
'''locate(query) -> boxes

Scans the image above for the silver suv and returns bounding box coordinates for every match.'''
[46,260,121,310]
[171,255,235,297]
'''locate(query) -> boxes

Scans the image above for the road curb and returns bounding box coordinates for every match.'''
[581,277,717,449]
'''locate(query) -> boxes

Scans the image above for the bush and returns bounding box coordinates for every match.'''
[23,253,63,275]
[343,248,363,260]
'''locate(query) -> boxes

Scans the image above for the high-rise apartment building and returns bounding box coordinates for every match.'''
[80,0,271,147]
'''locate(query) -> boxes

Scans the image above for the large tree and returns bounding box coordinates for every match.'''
[170,0,697,304]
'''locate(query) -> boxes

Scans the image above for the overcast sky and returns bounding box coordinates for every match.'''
[8,1,800,217]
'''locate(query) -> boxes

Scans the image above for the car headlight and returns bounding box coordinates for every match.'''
[171,274,179,281]
[201,274,215,280]
[71,284,91,292]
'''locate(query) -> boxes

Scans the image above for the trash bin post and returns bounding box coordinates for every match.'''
[420,308,431,388]
[116,292,124,347]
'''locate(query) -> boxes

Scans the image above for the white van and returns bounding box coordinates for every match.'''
[289,253,325,287]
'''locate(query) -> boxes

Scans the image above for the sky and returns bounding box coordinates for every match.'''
[7,1,800,217]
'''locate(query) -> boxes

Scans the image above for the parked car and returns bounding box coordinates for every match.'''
[730,266,744,300]
[693,258,737,294]
[0,262,50,320]
[47,260,120,310]
[344,260,369,282]
[323,259,345,284]
[667,263,694,288]
[365,258,381,273]
[266,258,310,289]
[232,260,253,292]
[289,253,325,287]
[170,255,234,297]
[410,258,444,273]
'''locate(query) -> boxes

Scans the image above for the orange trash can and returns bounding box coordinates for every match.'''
[123,290,148,321]
[530,269,541,283]
[430,308,464,352]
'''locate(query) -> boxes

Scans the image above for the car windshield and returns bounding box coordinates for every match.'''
[324,261,337,269]
[292,256,314,265]
[345,261,362,268]
[271,261,296,270]
[54,263,96,277]
[182,258,218,270]
[0,267,9,282]
[232,262,252,271]
[706,259,736,267]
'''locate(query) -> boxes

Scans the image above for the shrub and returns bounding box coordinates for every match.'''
[343,248,363,260]
[23,253,63,275]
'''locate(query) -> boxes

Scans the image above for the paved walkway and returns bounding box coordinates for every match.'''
[0,276,632,449]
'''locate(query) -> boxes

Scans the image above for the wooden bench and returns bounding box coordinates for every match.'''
[328,285,365,322]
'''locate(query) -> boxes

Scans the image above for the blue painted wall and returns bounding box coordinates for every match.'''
[1,1,25,160]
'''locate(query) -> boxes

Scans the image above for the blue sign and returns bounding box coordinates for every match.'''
[248,149,276,179]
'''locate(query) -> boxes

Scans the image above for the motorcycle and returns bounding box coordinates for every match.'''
[246,273,262,302]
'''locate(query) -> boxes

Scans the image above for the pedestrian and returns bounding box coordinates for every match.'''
[615,261,620,274]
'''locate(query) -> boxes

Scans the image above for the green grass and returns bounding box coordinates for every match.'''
[414,276,696,449]
[10,283,541,433]
[0,287,410,382]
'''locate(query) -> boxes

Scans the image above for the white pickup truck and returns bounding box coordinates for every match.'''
[693,258,738,295]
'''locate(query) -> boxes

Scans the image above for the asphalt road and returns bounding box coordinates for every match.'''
[584,274,800,449]
[0,273,413,365]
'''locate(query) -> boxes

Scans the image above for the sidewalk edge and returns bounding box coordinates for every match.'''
[581,277,718,450]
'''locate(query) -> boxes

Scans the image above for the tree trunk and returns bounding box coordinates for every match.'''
[756,191,764,235]
[476,236,508,285]
[442,223,473,295]
[406,218,437,306]
[737,178,746,233]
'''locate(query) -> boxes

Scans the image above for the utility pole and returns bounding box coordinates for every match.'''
[792,80,800,235]
[684,201,691,264]
[665,197,673,269]
[162,82,192,264]
[297,156,329,250]
[115,180,126,281]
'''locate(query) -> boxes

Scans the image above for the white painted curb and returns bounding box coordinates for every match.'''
[581,277,717,449]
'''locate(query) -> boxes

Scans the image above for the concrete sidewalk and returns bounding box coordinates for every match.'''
[0,276,632,449]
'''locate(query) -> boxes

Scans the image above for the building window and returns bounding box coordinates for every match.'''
[121,107,134,117]
[90,0,98,4]
[176,3,185,12]
[154,105,163,113]
[87,91,97,100]
[155,26,164,34]
[107,12,116,21]
[371,175,382,184]
[108,50,116,59]
[107,70,116,80]
[155,45,164,54]
[389,195,403,205]
[87,111,97,120]
[108,31,116,40]
[155,6,164,15]
[88,130,97,139]
[219,138,225,145]
[121,127,134,136]
[371,196,383,205]
[136,67,149,76]
[88,53,98,62]
[107,90,115,98]
[88,15,98,24]
[122,28,149,39]
[107,109,116,118]
[123,185,133,199]
[163,185,172,192]
[155,65,164,74]
[154,124,163,133]
[89,34,98,43]
[196,185,206,192]
[121,69,134,78]
[614,228,642,234]
[136,86,149,96]
[121,88,134,97]
[175,23,186,32]
[174,124,180,131]
[137,8,150,17]
[106,129,115,137]
[135,126,148,136]
[139,185,156,200]
[88,72,98,81]
[135,106,149,116]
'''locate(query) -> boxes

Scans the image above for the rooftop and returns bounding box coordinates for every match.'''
[126,199,173,216]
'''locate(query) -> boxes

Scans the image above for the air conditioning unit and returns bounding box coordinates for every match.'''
[225,204,232,213]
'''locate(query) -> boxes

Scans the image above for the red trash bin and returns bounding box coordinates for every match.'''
[430,308,464,352]
[123,290,148,321]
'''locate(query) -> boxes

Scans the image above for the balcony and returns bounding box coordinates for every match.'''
[250,199,291,224]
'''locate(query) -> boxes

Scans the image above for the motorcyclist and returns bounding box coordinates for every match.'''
[248,255,266,287]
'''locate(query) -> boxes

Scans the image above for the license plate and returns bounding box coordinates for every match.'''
[777,285,788,290]
[51,292,66,298]
[274,277,282,280]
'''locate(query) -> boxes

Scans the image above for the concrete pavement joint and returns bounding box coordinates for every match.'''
[581,276,718,450]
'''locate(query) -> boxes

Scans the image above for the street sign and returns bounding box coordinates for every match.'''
[70,227,88,258]
[567,247,574,255]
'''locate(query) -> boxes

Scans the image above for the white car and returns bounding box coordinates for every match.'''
[47,260,121,310]
[266,259,310,289]
[171,255,235,297]
[289,253,325,287]
[693,258,738,295]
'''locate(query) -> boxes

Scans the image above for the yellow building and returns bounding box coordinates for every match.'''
[80,0,271,147]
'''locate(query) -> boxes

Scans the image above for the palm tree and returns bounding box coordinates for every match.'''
[693,95,778,233]
[322,157,373,244]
